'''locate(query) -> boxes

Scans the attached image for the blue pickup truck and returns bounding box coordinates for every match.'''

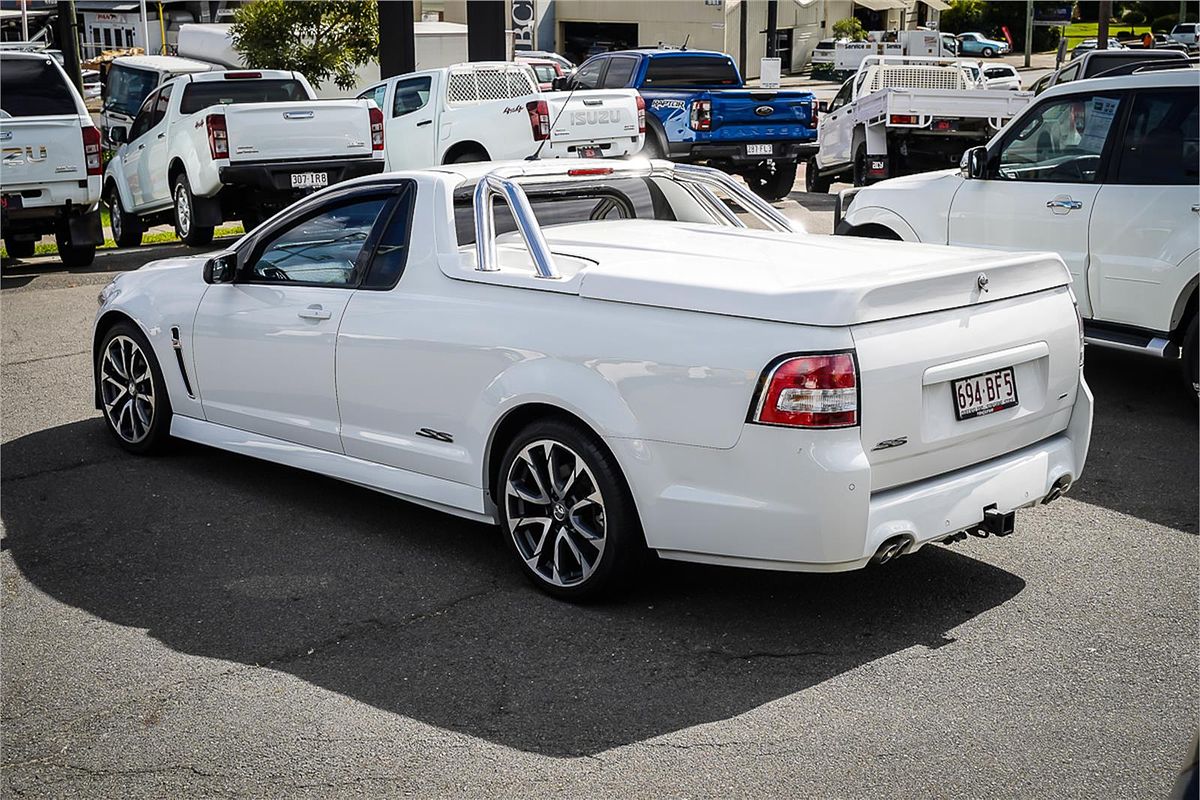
[560,49,819,199]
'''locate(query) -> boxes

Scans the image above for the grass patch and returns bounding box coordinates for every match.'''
[1062,22,1151,48]
[1,224,245,261]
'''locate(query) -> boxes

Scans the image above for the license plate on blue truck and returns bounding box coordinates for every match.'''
[746,144,774,156]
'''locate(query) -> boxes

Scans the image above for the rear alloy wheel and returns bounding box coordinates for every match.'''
[107,189,143,248]
[97,322,172,454]
[746,159,798,201]
[173,174,214,247]
[3,237,35,259]
[55,231,95,268]
[499,420,642,600]
[804,155,832,193]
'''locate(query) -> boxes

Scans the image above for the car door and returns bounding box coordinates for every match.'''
[1087,87,1200,331]
[120,90,157,208]
[138,82,173,207]
[949,88,1127,317]
[820,79,855,167]
[191,192,397,452]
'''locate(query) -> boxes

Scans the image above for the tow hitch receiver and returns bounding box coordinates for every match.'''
[980,506,1015,537]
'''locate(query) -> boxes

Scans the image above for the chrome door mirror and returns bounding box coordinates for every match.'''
[551,75,569,91]
[108,126,127,145]
[960,146,988,179]
[203,253,236,284]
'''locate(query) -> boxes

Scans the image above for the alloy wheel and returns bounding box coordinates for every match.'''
[505,439,607,588]
[99,335,156,444]
[175,184,191,236]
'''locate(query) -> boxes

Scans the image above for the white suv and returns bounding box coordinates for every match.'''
[837,68,1200,396]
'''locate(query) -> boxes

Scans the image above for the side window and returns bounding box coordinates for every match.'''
[1113,90,1199,186]
[358,84,387,111]
[996,93,1122,183]
[128,90,157,141]
[1056,63,1079,84]
[573,58,605,90]
[830,79,853,111]
[362,185,416,290]
[392,76,432,117]
[602,56,637,88]
[149,83,172,127]
[248,196,391,286]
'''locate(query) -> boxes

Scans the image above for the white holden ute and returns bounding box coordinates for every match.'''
[92,159,1093,600]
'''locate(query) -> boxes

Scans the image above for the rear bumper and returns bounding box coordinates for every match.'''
[668,138,818,164]
[541,135,644,159]
[1,196,103,244]
[608,379,1092,572]
[217,157,385,194]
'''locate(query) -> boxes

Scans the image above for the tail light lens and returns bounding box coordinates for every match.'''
[635,94,646,134]
[206,113,228,159]
[526,99,550,142]
[81,125,102,176]
[689,99,711,131]
[808,101,818,128]
[751,353,858,428]
[890,114,920,125]
[369,105,384,150]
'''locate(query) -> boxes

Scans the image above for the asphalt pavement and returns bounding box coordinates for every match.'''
[1,188,1196,799]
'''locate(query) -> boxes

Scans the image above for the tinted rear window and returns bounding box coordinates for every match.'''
[0,57,76,117]
[1083,53,1184,77]
[179,78,308,115]
[642,56,739,87]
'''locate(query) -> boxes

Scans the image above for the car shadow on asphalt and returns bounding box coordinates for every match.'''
[2,418,1026,757]
[1077,347,1198,533]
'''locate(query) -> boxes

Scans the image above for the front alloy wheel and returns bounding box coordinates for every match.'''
[97,323,172,453]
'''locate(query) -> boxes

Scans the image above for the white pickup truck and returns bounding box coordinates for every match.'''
[1,51,104,266]
[357,62,644,169]
[103,69,385,247]
[806,56,1034,192]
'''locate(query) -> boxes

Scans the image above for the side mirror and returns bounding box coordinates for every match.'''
[108,126,127,145]
[203,253,237,284]
[817,100,830,113]
[551,75,569,91]
[960,146,988,180]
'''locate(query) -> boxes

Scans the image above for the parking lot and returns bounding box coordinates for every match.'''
[1,187,1195,798]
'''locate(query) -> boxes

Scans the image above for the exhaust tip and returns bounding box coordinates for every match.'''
[871,534,914,565]
[1042,475,1073,505]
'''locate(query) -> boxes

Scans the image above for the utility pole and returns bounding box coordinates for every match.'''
[378,0,415,78]
[1182,1,1190,24]
[1097,0,1111,50]
[55,1,82,93]
[1024,0,1033,68]
[765,0,778,58]
[466,0,506,62]
[738,0,747,77]
[139,0,150,55]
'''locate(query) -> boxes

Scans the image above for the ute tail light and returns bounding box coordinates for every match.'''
[635,94,646,134]
[690,98,712,131]
[808,101,818,128]
[526,99,550,142]
[81,125,102,176]
[206,113,228,159]
[889,114,920,125]
[369,105,384,151]
[750,352,858,428]
[567,167,614,177]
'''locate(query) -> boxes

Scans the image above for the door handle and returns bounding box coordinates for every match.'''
[136,144,145,150]
[297,304,332,320]
[1046,198,1083,210]
[416,119,432,127]
[1192,204,1199,213]
[156,132,165,139]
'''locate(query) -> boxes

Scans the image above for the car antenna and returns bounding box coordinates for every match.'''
[681,34,690,51]
[528,67,579,160]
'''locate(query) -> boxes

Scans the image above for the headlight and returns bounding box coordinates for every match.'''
[97,281,120,306]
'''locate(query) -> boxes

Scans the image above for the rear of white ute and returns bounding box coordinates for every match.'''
[605,244,1092,573]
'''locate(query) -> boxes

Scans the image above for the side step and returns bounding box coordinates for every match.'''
[1084,322,1179,359]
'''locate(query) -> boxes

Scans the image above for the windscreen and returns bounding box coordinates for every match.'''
[0,57,77,117]
[179,79,308,115]
[642,56,739,87]
[104,64,159,117]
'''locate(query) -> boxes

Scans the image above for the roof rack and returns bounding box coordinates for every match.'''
[472,159,796,278]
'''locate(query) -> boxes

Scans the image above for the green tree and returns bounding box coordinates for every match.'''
[230,0,378,91]
[832,17,867,41]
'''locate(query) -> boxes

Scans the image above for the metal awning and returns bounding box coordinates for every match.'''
[854,0,909,11]
[73,2,140,12]
[919,0,951,11]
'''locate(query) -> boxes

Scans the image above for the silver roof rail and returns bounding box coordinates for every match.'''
[472,159,796,278]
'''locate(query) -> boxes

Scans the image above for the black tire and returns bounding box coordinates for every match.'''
[843,223,902,240]
[981,47,995,58]
[804,155,832,193]
[497,419,643,601]
[449,149,488,164]
[54,231,95,268]
[172,174,215,247]
[853,142,869,187]
[3,237,35,259]
[107,188,143,248]
[241,209,265,232]
[641,131,666,159]
[96,320,173,455]
[745,159,798,201]
[1182,315,1198,403]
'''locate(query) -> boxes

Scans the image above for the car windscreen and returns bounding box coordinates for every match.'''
[103,64,160,117]
[0,57,77,117]
[532,65,558,83]
[642,56,739,87]
[179,79,308,115]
